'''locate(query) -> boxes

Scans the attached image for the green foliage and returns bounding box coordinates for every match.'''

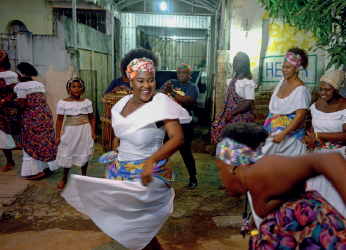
[257,0,346,69]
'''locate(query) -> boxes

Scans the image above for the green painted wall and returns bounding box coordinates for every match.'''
[0,0,54,34]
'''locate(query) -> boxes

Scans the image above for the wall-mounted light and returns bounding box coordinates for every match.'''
[160,1,167,11]
[173,36,177,40]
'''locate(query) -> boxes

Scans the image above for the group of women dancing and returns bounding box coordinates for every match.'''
[2,44,346,249]
[211,46,346,248]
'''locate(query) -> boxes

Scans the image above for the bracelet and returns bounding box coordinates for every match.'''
[315,132,319,141]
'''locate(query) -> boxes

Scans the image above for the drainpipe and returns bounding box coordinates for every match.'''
[72,0,77,50]
[111,9,115,79]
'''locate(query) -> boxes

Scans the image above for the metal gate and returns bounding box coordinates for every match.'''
[0,33,18,71]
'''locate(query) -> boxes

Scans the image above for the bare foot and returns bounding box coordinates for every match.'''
[3,162,15,172]
[26,172,46,180]
[57,180,66,189]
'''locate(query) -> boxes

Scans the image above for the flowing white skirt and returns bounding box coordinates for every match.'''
[21,150,58,176]
[262,132,306,157]
[61,175,175,250]
[0,130,15,149]
[56,124,94,167]
[306,147,346,218]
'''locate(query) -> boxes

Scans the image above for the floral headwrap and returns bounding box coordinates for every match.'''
[320,69,345,90]
[284,52,302,68]
[125,57,155,81]
[216,137,263,166]
[66,78,85,92]
[177,63,192,79]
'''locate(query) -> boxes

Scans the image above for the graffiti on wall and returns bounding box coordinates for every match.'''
[261,55,317,84]
[264,12,318,54]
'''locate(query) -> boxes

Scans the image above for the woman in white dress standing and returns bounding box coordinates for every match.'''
[0,49,18,172]
[262,47,311,156]
[62,49,192,250]
[55,78,96,189]
[303,69,346,217]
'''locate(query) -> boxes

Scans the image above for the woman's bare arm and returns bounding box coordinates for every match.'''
[247,153,346,218]
[141,119,184,186]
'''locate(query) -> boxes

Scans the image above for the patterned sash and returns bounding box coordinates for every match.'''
[263,111,305,140]
[65,115,89,126]
[100,151,174,188]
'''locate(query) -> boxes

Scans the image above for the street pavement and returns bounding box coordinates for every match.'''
[0,142,250,250]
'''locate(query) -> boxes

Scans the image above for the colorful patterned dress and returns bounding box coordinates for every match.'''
[13,81,58,176]
[0,74,15,149]
[210,76,256,143]
[262,78,311,156]
[249,190,346,249]
[306,103,346,218]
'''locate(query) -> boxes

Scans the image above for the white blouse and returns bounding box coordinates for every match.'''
[13,81,45,98]
[226,78,257,100]
[56,99,93,116]
[0,71,18,85]
[311,103,346,133]
[269,78,311,114]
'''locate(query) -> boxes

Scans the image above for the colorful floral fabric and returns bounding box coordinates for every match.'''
[316,140,346,150]
[284,52,302,68]
[210,76,254,143]
[263,112,305,140]
[216,138,263,166]
[125,57,155,80]
[21,92,57,162]
[249,190,346,249]
[0,78,12,134]
[101,151,174,187]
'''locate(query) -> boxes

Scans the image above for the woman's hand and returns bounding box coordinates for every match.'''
[92,132,96,140]
[225,113,233,122]
[302,131,316,150]
[164,81,173,95]
[55,137,61,146]
[271,133,285,143]
[141,159,154,186]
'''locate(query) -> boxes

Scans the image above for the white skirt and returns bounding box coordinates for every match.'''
[56,124,94,167]
[21,150,59,176]
[306,147,346,218]
[0,130,15,149]
[262,132,307,157]
[61,175,175,250]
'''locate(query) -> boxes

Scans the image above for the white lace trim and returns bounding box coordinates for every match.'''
[56,99,93,115]
[311,103,346,120]
[0,71,18,85]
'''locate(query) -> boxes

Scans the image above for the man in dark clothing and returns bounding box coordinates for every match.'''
[160,63,199,188]
[104,74,130,94]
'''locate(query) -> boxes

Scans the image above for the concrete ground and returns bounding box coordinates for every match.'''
[0,139,250,250]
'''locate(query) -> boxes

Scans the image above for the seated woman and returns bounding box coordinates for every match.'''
[303,69,346,217]
[211,51,256,144]
[216,122,346,249]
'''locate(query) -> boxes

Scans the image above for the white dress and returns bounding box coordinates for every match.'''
[262,78,311,156]
[56,99,94,167]
[62,93,192,250]
[0,71,18,149]
[306,103,346,217]
[226,78,257,100]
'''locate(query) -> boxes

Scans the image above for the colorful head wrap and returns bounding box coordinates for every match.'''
[0,49,7,64]
[216,137,263,167]
[125,57,155,81]
[284,52,302,68]
[320,69,345,90]
[66,78,85,92]
[177,63,192,79]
